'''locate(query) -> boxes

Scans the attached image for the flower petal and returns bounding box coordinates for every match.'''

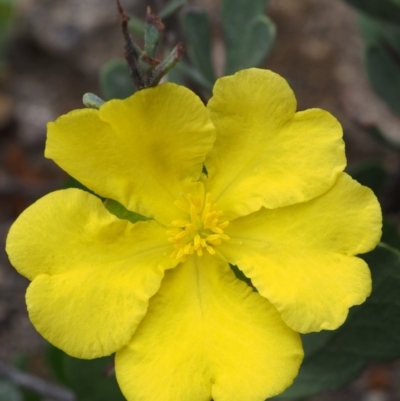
[115,253,302,401]
[6,189,177,358]
[46,83,215,224]
[219,173,382,333]
[205,68,345,219]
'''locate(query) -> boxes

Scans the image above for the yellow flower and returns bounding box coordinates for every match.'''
[6,68,381,401]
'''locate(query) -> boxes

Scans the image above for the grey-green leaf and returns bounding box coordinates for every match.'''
[181,8,215,85]
[275,244,400,399]
[100,59,136,101]
[82,93,105,110]
[221,0,275,75]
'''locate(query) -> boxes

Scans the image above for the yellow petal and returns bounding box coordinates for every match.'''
[46,83,215,225]
[6,189,177,358]
[219,173,382,333]
[115,253,302,401]
[205,68,345,219]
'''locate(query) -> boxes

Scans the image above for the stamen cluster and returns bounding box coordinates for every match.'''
[168,193,230,260]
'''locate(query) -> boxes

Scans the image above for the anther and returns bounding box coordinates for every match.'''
[175,230,190,240]
[172,220,189,227]
[218,221,229,229]
[190,204,197,222]
[205,234,220,242]
[185,224,197,232]
[206,246,215,255]
[184,243,193,255]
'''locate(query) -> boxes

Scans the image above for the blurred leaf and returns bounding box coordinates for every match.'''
[343,0,400,24]
[275,244,400,399]
[382,218,400,249]
[358,14,400,115]
[0,0,15,71]
[174,60,213,92]
[65,356,125,401]
[47,345,69,386]
[230,264,254,288]
[361,124,400,151]
[159,0,187,19]
[128,14,145,35]
[62,176,102,200]
[0,0,14,38]
[347,159,387,195]
[105,199,149,224]
[100,59,136,101]
[47,346,125,401]
[364,43,400,115]
[182,8,215,85]
[167,62,185,84]
[359,13,400,52]
[22,390,42,401]
[221,0,276,75]
[0,381,23,401]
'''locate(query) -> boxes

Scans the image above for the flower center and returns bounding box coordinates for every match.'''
[168,193,230,260]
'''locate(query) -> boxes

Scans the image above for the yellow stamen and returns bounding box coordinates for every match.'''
[169,192,229,260]
[172,220,189,227]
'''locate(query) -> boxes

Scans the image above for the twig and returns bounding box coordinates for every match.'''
[116,0,144,89]
[0,361,76,401]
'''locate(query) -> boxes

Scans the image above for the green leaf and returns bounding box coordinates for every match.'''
[343,0,400,24]
[181,8,215,84]
[275,244,400,399]
[100,59,136,101]
[105,199,149,224]
[0,381,23,401]
[221,0,276,75]
[144,11,162,58]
